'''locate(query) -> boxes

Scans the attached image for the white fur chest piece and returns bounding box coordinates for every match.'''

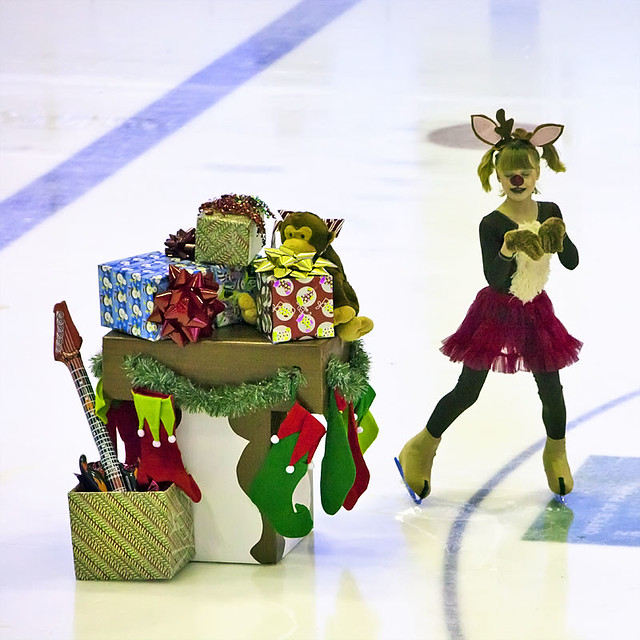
[509,220,551,303]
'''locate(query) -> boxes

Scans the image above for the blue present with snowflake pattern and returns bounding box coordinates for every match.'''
[99,251,254,340]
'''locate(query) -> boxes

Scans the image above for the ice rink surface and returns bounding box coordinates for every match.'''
[1,1,639,639]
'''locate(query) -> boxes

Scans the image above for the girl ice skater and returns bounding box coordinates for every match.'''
[396,109,582,502]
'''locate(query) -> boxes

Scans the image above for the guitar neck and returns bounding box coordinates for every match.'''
[66,356,126,492]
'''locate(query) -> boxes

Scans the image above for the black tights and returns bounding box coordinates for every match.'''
[426,365,567,440]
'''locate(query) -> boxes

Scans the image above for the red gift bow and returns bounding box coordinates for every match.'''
[149,265,225,346]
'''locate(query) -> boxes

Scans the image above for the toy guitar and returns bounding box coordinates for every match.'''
[53,301,135,492]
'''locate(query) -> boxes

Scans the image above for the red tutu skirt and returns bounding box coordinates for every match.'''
[440,287,582,374]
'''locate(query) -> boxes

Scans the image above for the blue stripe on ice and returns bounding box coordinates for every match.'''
[524,455,640,547]
[0,0,362,251]
[443,388,640,639]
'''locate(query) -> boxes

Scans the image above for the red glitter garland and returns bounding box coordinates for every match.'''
[198,194,274,242]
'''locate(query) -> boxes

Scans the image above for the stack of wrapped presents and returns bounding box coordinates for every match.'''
[60,194,377,580]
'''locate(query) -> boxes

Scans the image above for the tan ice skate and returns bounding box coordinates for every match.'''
[543,437,574,496]
[395,429,441,503]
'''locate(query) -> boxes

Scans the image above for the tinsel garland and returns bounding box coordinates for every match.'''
[121,354,304,418]
[90,338,371,415]
[325,339,371,404]
[90,353,103,379]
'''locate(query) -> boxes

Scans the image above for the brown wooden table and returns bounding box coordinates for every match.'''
[101,325,349,563]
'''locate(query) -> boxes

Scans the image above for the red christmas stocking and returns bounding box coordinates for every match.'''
[132,388,201,502]
[343,399,370,510]
[105,401,141,467]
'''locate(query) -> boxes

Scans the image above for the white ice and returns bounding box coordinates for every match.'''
[1,1,639,639]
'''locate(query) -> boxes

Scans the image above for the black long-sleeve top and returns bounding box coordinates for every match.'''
[479,201,579,293]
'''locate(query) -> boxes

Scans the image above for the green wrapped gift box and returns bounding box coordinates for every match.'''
[195,195,272,267]
[195,213,264,267]
[68,483,194,580]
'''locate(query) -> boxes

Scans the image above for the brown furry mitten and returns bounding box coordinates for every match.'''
[504,229,544,260]
[538,217,566,254]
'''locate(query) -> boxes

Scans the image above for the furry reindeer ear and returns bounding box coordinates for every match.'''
[471,114,502,146]
[529,123,564,147]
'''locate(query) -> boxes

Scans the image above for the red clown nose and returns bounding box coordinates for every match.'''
[510,175,525,186]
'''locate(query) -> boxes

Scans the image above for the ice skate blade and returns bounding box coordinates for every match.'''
[394,457,423,505]
[550,477,568,502]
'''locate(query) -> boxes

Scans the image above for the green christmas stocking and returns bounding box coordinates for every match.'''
[321,390,357,515]
[250,434,312,538]
[249,402,326,538]
[357,411,379,454]
[354,384,379,454]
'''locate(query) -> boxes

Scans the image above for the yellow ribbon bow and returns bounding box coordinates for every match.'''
[253,246,336,279]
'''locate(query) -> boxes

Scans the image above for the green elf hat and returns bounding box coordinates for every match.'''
[131,388,177,447]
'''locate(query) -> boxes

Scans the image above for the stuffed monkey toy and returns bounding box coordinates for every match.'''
[240,211,373,341]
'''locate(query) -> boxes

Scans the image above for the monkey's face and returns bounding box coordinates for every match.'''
[279,211,332,255]
[281,224,316,254]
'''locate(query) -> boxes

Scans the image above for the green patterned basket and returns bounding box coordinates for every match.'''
[68,483,194,580]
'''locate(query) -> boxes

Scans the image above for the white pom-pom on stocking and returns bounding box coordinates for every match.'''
[285,465,295,474]
[168,435,176,444]
[137,429,145,438]
[152,440,161,448]
[271,435,280,444]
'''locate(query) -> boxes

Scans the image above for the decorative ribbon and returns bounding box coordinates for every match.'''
[164,227,196,260]
[148,265,225,346]
[253,246,336,279]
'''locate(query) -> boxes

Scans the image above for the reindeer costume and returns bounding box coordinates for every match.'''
[395,109,582,502]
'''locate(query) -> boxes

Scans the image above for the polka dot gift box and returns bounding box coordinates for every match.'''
[255,271,335,344]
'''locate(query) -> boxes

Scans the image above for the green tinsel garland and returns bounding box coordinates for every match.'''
[91,338,371,415]
[90,353,103,379]
[121,354,305,418]
[325,339,371,404]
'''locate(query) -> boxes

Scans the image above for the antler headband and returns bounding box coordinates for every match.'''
[471,108,564,149]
